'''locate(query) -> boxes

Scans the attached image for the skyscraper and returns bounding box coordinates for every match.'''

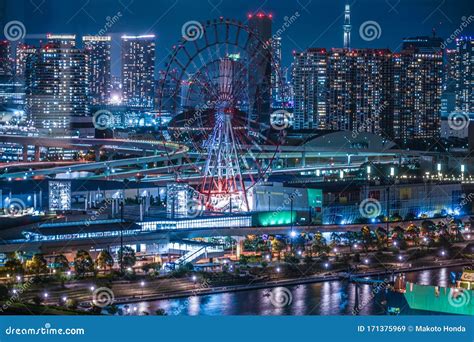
[455,36,473,113]
[271,36,283,108]
[121,35,155,108]
[393,39,443,143]
[292,48,327,130]
[25,34,89,134]
[15,43,36,79]
[83,36,112,105]
[343,3,351,49]
[248,13,272,127]
[326,49,393,135]
[0,40,12,77]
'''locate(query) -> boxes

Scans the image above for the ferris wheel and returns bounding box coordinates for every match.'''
[158,17,288,213]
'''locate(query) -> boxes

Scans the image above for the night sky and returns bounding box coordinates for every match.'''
[1,0,473,75]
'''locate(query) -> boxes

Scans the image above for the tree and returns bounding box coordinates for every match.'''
[74,250,94,277]
[96,250,114,273]
[155,308,167,315]
[312,232,329,256]
[4,257,23,275]
[53,254,70,272]
[0,285,9,301]
[271,238,286,260]
[117,247,136,268]
[360,226,374,253]
[375,227,388,249]
[343,231,359,252]
[26,254,47,275]
[330,232,342,248]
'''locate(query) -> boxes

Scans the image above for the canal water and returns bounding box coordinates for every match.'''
[119,267,461,316]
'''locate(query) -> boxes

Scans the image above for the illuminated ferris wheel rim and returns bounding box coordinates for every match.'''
[158,17,287,211]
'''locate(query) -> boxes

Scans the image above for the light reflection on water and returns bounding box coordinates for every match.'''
[118,267,463,316]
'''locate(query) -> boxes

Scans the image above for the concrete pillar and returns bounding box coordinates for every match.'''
[301,151,306,167]
[22,144,28,162]
[94,147,101,162]
[34,146,41,162]
[235,236,245,258]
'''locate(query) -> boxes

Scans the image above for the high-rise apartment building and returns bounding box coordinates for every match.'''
[455,36,473,113]
[83,36,112,105]
[292,48,327,129]
[248,13,272,127]
[25,34,89,133]
[121,35,155,108]
[393,39,443,142]
[0,40,12,77]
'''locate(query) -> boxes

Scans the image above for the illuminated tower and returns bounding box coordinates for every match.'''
[248,13,272,127]
[343,3,351,50]
[25,34,89,135]
[121,35,156,108]
[83,36,112,105]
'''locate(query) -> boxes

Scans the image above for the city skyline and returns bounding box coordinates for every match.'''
[2,0,472,73]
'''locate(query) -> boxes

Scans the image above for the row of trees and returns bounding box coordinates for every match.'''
[241,219,465,258]
[2,247,137,277]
